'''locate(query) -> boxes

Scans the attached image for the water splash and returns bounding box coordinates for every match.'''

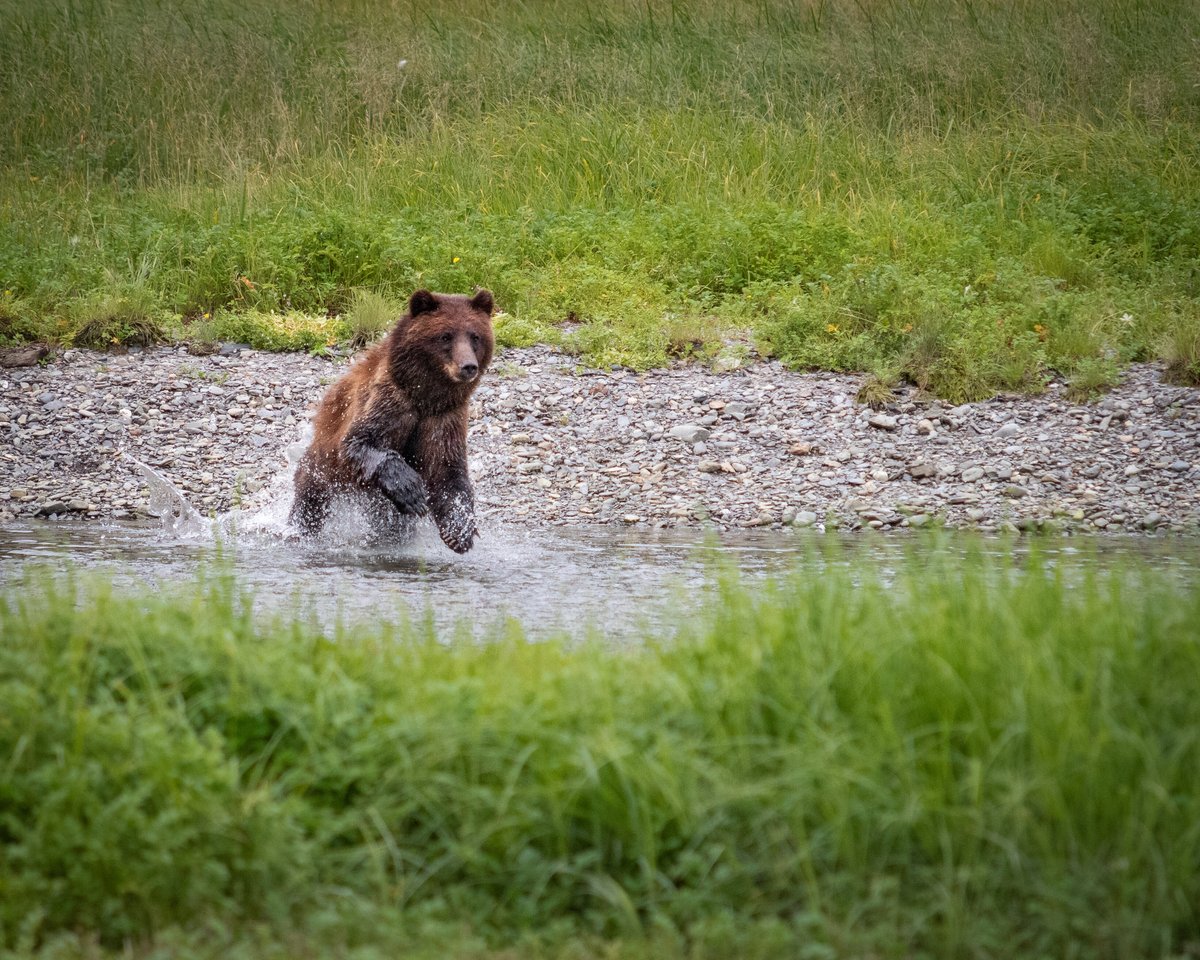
[119,420,554,576]
[123,452,210,538]
[213,423,312,539]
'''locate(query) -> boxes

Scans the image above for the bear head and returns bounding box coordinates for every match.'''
[387,289,496,406]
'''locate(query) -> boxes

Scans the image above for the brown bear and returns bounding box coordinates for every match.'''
[288,288,495,553]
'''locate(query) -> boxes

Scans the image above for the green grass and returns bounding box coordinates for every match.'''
[2,0,1199,398]
[2,543,1199,959]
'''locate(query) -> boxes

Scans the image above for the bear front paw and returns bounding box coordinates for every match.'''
[437,503,478,554]
[376,460,430,516]
[440,518,478,554]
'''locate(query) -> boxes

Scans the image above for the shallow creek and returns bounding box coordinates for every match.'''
[2,513,1197,640]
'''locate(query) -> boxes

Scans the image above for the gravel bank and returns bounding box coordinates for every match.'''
[1,345,1197,536]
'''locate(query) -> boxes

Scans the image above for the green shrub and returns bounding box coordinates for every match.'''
[343,289,401,348]
[1159,310,1200,385]
[68,291,164,349]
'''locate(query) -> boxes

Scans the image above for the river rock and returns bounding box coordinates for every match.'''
[670,424,711,443]
[0,346,50,368]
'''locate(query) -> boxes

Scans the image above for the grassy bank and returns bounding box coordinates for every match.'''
[2,544,1199,958]
[2,0,1200,396]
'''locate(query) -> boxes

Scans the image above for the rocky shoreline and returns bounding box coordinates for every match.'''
[1,344,1197,536]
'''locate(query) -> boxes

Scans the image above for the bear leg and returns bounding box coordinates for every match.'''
[289,468,333,535]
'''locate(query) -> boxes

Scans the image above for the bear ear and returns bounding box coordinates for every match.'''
[471,288,495,315]
[409,289,439,316]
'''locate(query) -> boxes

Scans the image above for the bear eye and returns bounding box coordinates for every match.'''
[440,332,453,343]
[470,332,480,346]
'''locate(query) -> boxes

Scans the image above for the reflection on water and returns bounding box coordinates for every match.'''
[1,518,1197,639]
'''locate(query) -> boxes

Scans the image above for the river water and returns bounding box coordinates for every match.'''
[2,515,1197,640]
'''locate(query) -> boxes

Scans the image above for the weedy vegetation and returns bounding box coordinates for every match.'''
[1,543,1199,959]
[1,0,1198,399]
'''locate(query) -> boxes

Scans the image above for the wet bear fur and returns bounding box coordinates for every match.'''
[289,288,495,553]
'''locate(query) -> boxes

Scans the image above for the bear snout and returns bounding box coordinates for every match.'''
[457,361,479,382]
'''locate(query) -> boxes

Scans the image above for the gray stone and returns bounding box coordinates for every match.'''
[996,422,1021,438]
[792,511,819,527]
[0,346,50,368]
[868,414,898,431]
[961,467,984,483]
[669,424,711,443]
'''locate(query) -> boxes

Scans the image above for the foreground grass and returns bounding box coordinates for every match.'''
[2,0,1199,397]
[1,543,1198,959]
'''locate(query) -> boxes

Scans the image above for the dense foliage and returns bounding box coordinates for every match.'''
[2,543,1198,958]
[1,0,1199,395]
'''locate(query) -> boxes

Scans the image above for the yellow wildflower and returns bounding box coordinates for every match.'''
[826,323,839,334]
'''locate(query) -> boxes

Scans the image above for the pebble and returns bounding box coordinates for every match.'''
[1,347,1197,536]
[669,424,711,443]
